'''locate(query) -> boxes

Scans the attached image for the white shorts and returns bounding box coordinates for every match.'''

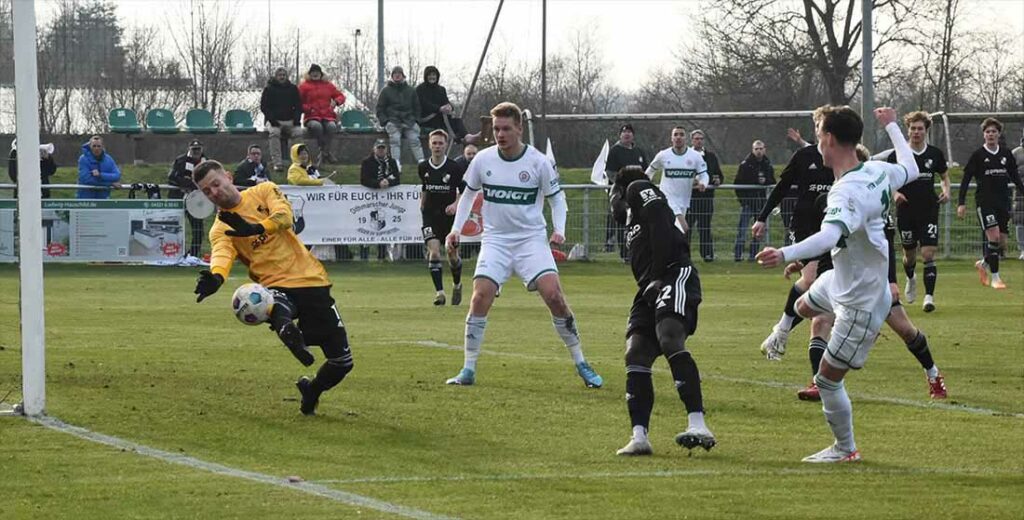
[667,199,689,219]
[800,270,890,370]
[474,234,558,291]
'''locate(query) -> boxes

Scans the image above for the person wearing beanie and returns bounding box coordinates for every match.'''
[416,65,480,145]
[298,63,346,164]
[261,66,304,171]
[376,65,425,169]
[168,139,209,261]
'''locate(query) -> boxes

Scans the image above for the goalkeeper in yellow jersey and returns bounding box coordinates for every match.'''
[191,160,352,416]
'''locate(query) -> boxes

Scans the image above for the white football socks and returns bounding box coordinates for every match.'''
[926,365,940,379]
[463,315,487,371]
[815,374,856,453]
[687,411,707,431]
[632,425,648,441]
[779,313,795,331]
[553,314,586,364]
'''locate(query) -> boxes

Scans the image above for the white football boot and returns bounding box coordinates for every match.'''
[802,443,861,463]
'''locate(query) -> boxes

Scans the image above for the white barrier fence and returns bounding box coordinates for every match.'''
[0,183,1020,262]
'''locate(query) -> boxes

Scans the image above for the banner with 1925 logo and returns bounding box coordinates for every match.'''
[280,185,482,245]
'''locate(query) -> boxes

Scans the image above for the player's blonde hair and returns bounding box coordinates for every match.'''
[490,102,523,126]
[903,111,932,130]
[428,128,449,142]
[855,144,871,161]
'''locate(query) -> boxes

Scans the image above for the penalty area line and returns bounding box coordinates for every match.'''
[27,415,458,520]
[402,340,1024,419]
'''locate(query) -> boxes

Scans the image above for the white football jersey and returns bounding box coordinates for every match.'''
[645,147,709,213]
[463,144,561,240]
[821,160,911,309]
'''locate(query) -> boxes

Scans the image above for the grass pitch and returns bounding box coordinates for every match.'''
[0,260,1022,519]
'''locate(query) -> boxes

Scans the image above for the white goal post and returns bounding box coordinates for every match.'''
[8,0,45,417]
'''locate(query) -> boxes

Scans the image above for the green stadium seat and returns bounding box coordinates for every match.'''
[224,109,256,134]
[341,110,376,134]
[185,108,218,134]
[145,108,180,134]
[109,108,142,134]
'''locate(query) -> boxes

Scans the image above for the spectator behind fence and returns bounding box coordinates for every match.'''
[261,66,304,171]
[734,140,775,261]
[377,66,425,169]
[359,138,401,261]
[234,144,270,187]
[454,143,478,173]
[287,143,326,186]
[168,139,208,262]
[299,64,345,163]
[1012,131,1024,259]
[360,138,401,189]
[416,66,480,145]
[77,135,120,199]
[687,129,724,262]
[452,143,480,259]
[604,124,648,259]
[9,140,57,199]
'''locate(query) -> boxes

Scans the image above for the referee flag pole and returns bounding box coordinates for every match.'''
[12,0,46,417]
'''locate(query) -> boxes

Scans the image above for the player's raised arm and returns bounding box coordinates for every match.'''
[876,107,920,189]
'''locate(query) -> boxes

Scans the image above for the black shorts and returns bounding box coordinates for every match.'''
[626,266,701,340]
[791,222,833,276]
[421,210,454,243]
[977,205,1009,234]
[270,286,350,359]
[885,226,898,285]
[897,202,939,248]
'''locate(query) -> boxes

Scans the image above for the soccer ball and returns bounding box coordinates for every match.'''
[231,283,273,326]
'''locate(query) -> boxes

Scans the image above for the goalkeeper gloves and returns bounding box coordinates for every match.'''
[194,270,224,302]
[218,211,265,237]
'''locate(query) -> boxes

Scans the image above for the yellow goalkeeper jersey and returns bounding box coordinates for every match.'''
[208,182,329,288]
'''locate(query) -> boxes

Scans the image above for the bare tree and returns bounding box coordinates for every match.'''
[167,0,242,117]
[965,34,1021,111]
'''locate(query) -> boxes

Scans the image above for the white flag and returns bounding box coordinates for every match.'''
[545,137,556,167]
[590,140,609,184]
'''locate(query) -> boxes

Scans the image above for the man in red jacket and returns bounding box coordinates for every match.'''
[299,64,346,163]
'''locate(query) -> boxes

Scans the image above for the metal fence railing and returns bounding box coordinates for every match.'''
[2,183,1022,262]
[557,184,1024,261]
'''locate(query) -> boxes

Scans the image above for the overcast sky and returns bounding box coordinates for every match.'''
[36,0,1024,90]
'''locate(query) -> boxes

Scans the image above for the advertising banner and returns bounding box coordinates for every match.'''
[0,199,185,262]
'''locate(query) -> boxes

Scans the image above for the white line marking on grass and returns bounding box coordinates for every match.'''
[28,415,458,520]
[403,340,1024,419]
[312,466,1016,485]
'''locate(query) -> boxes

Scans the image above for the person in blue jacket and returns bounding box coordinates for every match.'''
[77,135,121,199]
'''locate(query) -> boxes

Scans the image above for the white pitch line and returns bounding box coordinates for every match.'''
[405,340,1024,419]
[28,415,458,520]
[312,465,1016,485]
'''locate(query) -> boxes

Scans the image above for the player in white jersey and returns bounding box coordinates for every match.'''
[645,126,709,232]
[757,106,920,463]
[442,102,603,388]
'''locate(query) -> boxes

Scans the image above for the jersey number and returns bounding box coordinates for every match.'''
[656,285,672,309]
[880,188,891,218]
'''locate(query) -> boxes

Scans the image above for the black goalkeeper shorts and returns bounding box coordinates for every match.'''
[270,286,350,359]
